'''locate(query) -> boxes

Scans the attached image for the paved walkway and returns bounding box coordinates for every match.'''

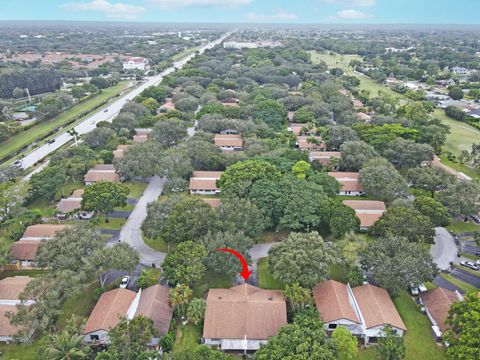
[119,176,167,267]
[431,227,458,270]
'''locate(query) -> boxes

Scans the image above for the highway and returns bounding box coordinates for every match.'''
[17,33,230,170]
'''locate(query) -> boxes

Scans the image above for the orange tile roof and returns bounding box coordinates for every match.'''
[309,151,341,164]
[0,277,33,300]
[84,288,136,334]
[0,305,21,337]
[21,224,67,239]
[313,280,360,324]
[203,284,287,340]
[353,284,406,331]
[420,288,461,332]
[214,134,243,147]
[343,200,386,228]
[136,285,173,336]
[189,171,223,191]
[9,240,42,261]
[328,172,363,192]
[297,136,326,150]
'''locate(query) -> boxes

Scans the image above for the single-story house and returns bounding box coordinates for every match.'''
[0,276,34,343]
[0,305,20,343]
[353,99,364,109]
[189,171,223,195]
[296,136,326,151]
[9,224,67,267]
[314,280,407,344]
[84,285,173,344]
[357,112,372,122]
[84,164,120,186]
[420,288,463,341]
[214,134,243,151]
[309,151,341,168]
[159,101,176,112]
[202,198,221,209]
[56,189,94,220]
[20,224,68,241]
[288,123,316,136]
[133,134,148,144]
[342,200,386,230]
[313,280,363,336]
[113,145,131,159]
[203,284,287,354]
[328,172,364,196]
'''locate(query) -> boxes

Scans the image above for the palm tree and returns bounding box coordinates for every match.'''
[169,283,192,318]
[187,298,206,325]
[284,282,311,313]
[44,331,87,360]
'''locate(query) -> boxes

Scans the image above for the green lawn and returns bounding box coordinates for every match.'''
[0,341,42,360]
[192,272,232,298]
[172,46,200,62]
[434,109,480,158]
[257,258,285,290]
[447,220,480,234]
[1,81,130,163]
[328,263,349,283]
[56,281,99,329]
[173,323,201,353]
[123,182,148,199]
[453,264,480,277]
[440,273,478,293]
[393,291,445,360]
[0,269,47,280]
[462,253,480,261]
[258,230,289,244]
[354,348,377,360]
[143,234,170,253]
[97,218,126,231]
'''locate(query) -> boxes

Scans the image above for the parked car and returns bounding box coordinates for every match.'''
[409,284,419,296]
[460,261,479,271]
[476,251,480,257]
[13,160,22,168]
[119,276,130,289]
[418,284,427,293]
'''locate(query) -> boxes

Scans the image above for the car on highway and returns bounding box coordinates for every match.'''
[13,160,22,168]
[119,276,130,289]
[47,139,55,144]
[460,261,480,271]
[104,108,109,112]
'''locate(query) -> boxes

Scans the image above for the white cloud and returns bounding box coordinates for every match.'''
[336,8,371,19]
[322,0,375,7]
[246,9,299,22]
[61,0,145,19]
[149,0,252,9]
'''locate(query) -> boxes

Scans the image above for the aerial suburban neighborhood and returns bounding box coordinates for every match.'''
[0,1,479,360]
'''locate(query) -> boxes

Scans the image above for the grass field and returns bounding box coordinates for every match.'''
[433,109,480,157]
[447,220,480,234]
[0,81,130,162]
[143,234,170,253]
[192,272,232,298]
[257,258,285,290]
[172,47,200,62]
[123,182,148,199]
[56,281,99,329]
[0,341,41,360]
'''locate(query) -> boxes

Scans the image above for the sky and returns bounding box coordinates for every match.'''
[0,0,479,24]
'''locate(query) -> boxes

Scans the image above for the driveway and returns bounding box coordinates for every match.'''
[433,274,465,294]
[248,243,276,265]
[119,176,167,267]
[430,227,458,270]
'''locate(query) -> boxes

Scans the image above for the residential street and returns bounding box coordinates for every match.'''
[450,268,480,288]
[430,227,458,270]
[119,176,167,267]
[17,33,230,170]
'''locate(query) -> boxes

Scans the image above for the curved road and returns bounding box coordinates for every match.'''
[431,227,458,270]
[18,33,230,170]
[119,176,167,267]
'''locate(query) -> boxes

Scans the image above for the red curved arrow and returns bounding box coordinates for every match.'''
[216,248,252,281]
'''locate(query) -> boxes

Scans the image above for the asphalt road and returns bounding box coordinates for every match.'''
[450,268,480,288]
[17,33,230,170]
[433,274,465,294]
[119,176,167,267]
[461,240,479,256]
[430,227,458,270]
